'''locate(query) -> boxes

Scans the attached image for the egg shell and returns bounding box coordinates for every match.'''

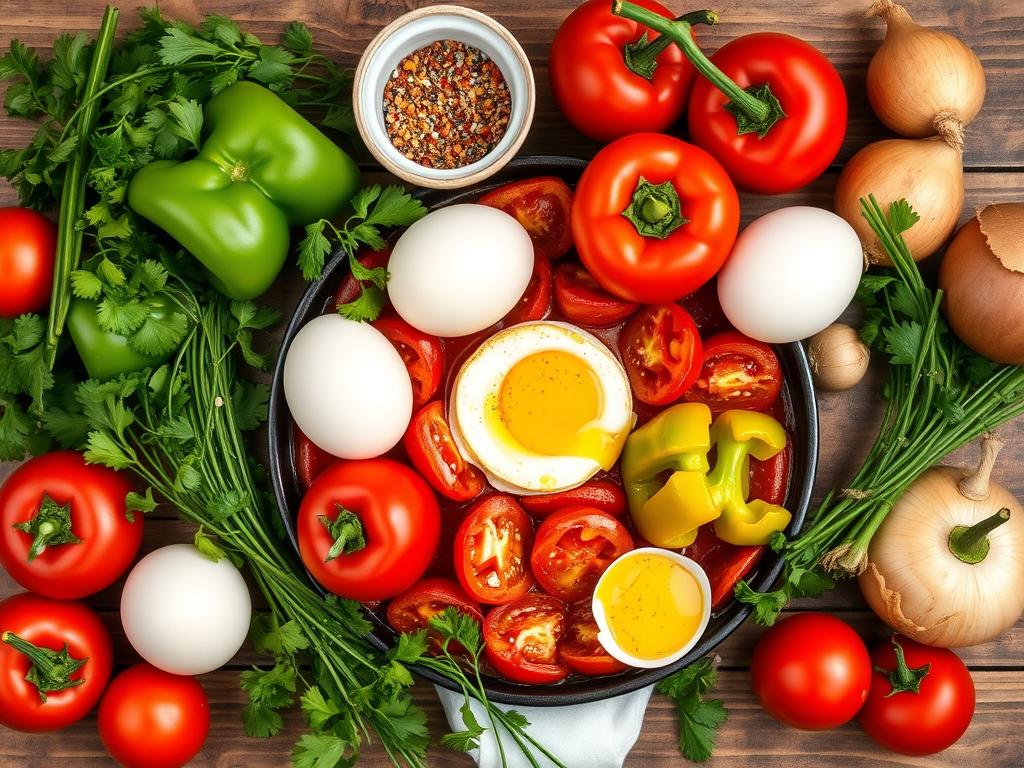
[717,206,863,343]
[120,544,251,676]
[284,314,412,459]
[387,204,535,337]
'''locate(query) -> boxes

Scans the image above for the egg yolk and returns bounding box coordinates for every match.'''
[498,350,622,468]
[595,553,704,661]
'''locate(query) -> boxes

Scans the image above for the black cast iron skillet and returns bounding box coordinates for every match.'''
[268,155,819,706]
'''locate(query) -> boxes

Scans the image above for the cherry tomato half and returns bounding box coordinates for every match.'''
[403,401,486,502]
[503,249,553,325]
[0,208,56,317]
[373,314,445,408]
[518,480,627,519]
[293,424,337,490]
[454,495,535,605]
[685,330,781,412]
[858,636,975,756]
[298,458,441,601]
[478,177,573,259]
[620,303,703,406]
[559,600,628,676]
[483,593,569,684]
[530,506,633,602]
[386,577,483,653]
[553,262,639,327]
[751,612,871,730]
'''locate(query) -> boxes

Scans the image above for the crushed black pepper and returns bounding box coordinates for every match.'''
[383,39,511,170]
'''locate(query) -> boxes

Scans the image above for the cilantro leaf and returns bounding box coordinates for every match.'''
[84,431,134,469]
[337,285,385,323]
[70,269,103,299]
[157,28,224,65]
[292,733,357,768]
[429,606,482,656]
[733,581,788,626]
[232,380,269,430]
[298,220,332,281]
[251,613,309,657]
[440,699,485,753]
[887,199,921,235]
[656,658,727,763]
[883,320,924,367]
[248,46,295,85]
[194,526,228,562]
[0,397,35,461]
[125,488,158,520]
[282,22,314,56]
[240,661,298,738]
[207,489,248,521]
[130,306,189,356]
[167,97,204,151]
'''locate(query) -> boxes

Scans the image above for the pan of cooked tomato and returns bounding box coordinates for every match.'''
[268,156,817,706]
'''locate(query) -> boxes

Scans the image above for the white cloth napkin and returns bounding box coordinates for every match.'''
[435,684,653,768]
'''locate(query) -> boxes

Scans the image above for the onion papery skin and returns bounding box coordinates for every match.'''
[859,466,1024,648]
[834,135,962,264]
[940,205,1024,364]
[866,0,986,138]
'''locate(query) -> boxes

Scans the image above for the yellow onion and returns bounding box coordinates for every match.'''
[859,436,1024,647]
[807,324,870,391]
[866,0,985,138]
[939,203,1024,364]
[834,113,963,264]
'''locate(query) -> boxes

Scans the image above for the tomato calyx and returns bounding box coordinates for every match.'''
[12,494,81,562]
[613,1,785,137]
[623,9,716,80]
[319,505,367,562]
[621,177,688,238]
[881,638,931,698]
[2,631,87,702]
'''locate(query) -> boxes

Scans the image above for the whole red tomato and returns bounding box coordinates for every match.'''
[859,636,975,756]
[484,593,569,684]
[550,0,697,142]
[0,208,56,317]
[0,593,113,732]
[478,177,573,259]
[454,494,535,605]
[98,664,209,768]
[751,612,871,730]
[572,133,739,304]
[0,451,143,599]
[372,314,445,408]
[687,33,847,194]
[298,458,441,601]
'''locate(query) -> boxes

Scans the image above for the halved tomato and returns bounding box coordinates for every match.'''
[454,495,535,605]
[559,601,628,676]
[503,249,553,325]
[483,593,569,684]
[530,506,632,602]
[373,315,444,408]
[386,577,483,652]
[403,401,485,502]
[685,331,782,412]
[294,424,337,490]
[335,248,390,307]
[478,177,573,259]
[620,303,703,406]
[518,480,626,519]
[553,263,638,327]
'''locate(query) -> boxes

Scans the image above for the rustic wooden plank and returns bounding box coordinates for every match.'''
[0,0,1020,169]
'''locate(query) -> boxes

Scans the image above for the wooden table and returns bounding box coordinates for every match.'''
[1,1,1022,765]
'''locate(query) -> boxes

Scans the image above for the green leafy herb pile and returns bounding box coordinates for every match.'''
[738,195,1024,625]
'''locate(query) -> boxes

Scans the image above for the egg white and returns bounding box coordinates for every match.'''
[449,321,634,494]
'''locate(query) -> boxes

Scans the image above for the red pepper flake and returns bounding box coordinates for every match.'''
[383,39,512,170]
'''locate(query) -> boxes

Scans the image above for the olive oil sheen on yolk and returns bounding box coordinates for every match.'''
[595,552,705,660]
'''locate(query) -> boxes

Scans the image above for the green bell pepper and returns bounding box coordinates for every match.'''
[67,297,183,380]
[127,81,359,300]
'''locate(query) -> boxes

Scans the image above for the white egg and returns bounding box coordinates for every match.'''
[387,204,535,337]
[717,206,864,343]
[450,321,634,494]
[284,314,412,459]
[120,544,251,676]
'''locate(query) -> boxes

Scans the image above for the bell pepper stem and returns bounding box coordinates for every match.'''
[612,0,782,135]
[621,177,688,238]
[2,632,88,703]
[624,9,719,80]
[320,504,367,562]
[12,494,82,562]
[948,508,1009,565]
[880,637,930,697]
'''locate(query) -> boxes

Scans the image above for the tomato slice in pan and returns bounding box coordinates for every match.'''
[372,315,444,408]
[619,303,703,406]
[685,331,782,412]
[503,249,553,325]
[294,424,337,490]
[403,401,485,502]
[454,495,535,605]
[335,248,390,308]
[750,441,790,507]
[530,506,633,602]
[559,600,628,677]
[484,593,569,684]
[386,577,483,652]
[518,480,626,519]
[478,177,573,259]
[553,263,638,327]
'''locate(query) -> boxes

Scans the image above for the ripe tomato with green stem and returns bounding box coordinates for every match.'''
[612,1,847,194]
[0,593,113,733]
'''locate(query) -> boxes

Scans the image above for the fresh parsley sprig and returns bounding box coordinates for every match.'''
[656,658,728,763]
[299,184,427,321]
